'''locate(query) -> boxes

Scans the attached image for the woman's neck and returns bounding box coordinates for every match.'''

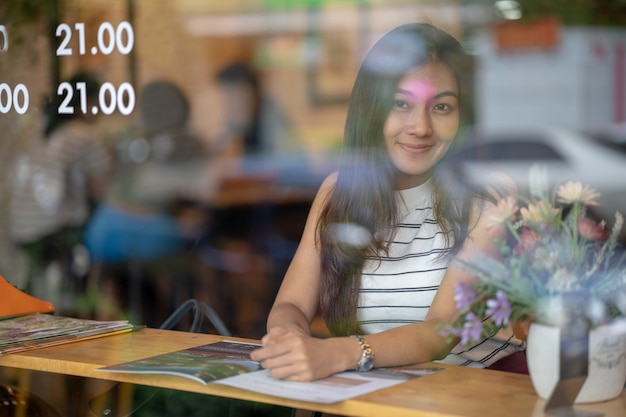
[395,173,431,190]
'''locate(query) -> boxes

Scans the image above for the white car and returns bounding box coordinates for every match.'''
[451,124,626,241]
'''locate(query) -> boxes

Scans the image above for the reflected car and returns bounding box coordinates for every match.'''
[450,124,626,240]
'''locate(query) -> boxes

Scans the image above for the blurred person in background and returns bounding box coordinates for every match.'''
[9,71,113,312]
[251,23,526,381]
[212,61,293,157]
[200,61,297,337]
[83,79,209,325]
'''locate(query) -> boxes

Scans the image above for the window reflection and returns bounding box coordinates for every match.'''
[0,0,625,338]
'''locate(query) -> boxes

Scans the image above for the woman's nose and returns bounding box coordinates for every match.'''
[406,108,433,137]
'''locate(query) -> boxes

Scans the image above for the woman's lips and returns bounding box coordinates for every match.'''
[399,142,432,154]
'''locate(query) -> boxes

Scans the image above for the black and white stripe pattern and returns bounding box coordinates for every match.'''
[358,181,450,332]
[358,180,524,368]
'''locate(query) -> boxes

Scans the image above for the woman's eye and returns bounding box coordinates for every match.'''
[433,103,452,112]
[392,100,410,109]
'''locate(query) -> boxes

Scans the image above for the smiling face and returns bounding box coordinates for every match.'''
[383,60,460,189]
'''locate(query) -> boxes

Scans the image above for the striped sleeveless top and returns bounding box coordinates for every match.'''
[357,180,524,368]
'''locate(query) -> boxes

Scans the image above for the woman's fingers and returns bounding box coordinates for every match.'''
[251,328,296,360]
[251,332,323,381]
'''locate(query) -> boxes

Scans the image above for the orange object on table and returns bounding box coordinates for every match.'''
[0,274,54,319]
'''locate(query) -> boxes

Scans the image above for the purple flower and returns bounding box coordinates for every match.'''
[485,290,511,327]
[439,325,460,338]
[454,282,476,311]
[459,312,483,346]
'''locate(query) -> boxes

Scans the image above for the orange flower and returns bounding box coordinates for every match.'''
[487,197,518,229]
[556,181,600,206]
[520,200,560,225]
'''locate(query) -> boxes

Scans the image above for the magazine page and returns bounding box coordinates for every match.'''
[0,313,134,354]
[96,340,263,385]
[215,365,446,404]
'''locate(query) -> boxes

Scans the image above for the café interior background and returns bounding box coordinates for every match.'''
[1,0,625,338]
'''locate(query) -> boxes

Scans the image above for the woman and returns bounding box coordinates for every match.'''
[250,23,525,381]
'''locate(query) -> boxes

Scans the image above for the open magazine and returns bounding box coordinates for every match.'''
[97,340,263,385]
[215,365,446,404]
[97,340,446,403]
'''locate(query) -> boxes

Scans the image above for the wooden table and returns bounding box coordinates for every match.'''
[0,328,625,417]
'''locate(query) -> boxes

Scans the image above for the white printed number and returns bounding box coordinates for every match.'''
[56,21,134,56]
[0,84,29,114]
[57,82,135,116]
[0,25,8,52]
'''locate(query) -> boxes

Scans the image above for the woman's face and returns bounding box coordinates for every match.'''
[383,60,460,189]
[219,82,256,131]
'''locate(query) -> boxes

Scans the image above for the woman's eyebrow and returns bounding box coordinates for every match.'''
[397,87,458,101]
[434,91,459,99]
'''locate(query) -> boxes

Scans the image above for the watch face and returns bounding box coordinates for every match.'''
[360,356,374,371]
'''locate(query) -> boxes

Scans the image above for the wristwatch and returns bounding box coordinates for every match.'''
[351,335,375,372]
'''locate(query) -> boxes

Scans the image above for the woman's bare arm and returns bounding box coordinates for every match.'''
[264,173,337,335]
[252,193,505,381]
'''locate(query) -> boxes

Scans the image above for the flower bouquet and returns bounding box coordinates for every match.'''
[440,165,626,403]
[442,166,626,347]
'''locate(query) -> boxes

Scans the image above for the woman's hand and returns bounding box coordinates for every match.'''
[251,327,357,382]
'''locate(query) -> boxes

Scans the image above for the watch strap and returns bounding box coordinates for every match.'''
[351,335,374,371]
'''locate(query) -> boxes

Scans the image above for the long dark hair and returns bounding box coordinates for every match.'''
[317,23,476,336]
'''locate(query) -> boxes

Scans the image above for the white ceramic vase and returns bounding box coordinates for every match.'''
[526,321,626,403]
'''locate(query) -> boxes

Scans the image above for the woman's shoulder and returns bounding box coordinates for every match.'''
[321,171,339,187]
[306,171,339,215]
[482,171,519,202]
[317,171,339,197]
[468,170,519,221]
